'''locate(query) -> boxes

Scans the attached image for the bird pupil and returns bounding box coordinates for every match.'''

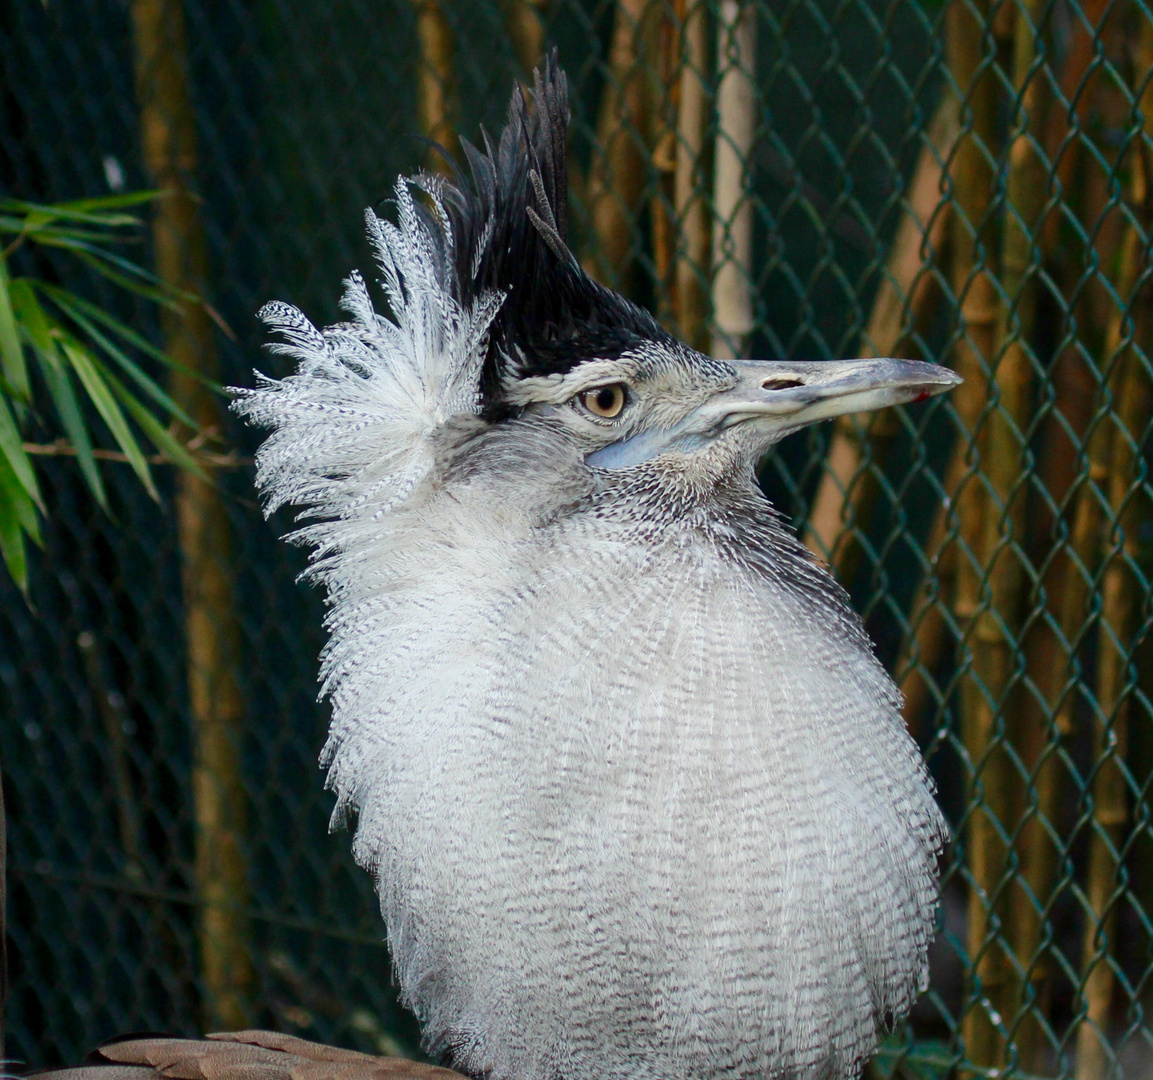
[597,388,614,410]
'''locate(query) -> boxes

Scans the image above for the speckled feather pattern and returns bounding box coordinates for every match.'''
[234,61,946,1080]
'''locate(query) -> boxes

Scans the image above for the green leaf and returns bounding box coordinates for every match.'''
[61,287,186,367]
[53,190,160,214]
[60,338,157,499]
[0,436,40,593]
[43,358,108,509]
[47,236,167,284]
[0,255,30,402]
[7,280,107,508]
[38,284,202,425]
[8,278,54,352]
[0,491,29,591]
[2,449,41,542]
[0,188,216,537]
[65,247,185,309]
[112,380,207,480]
[0,192,156,226]
[2,221,133,244]
[0,392,42,510]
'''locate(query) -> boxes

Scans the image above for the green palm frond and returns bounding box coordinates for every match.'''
[0,191,218,593]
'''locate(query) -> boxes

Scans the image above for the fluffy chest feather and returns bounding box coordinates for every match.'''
[319,470,944,1080]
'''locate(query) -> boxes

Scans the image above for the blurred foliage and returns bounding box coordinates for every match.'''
[0,192,205,591]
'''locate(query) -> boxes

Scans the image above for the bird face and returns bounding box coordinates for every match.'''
[503,342,960,472]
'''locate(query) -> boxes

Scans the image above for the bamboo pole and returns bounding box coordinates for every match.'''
[897,488,960,738]
[897,0,1002,741]
[1064,226,1144,1080]
[1074,416,1147,1080]
[673,0,711,351]
[1042,0,1106,213]
[1011,7,1131,948]
[804,98,957,573]
[1043,0,1135,411]
[77,629,197,1020]
[583,0,655,295]
[1074,33,1153,1065]
[501,0,547,76]
[412,0,460,170]
[963,0,1054,1065]
[1009,346,1095,1076]
[650,2,684,327]
[930,15,1116,1046]
[1005,18,1116,1055]
[129,0,253,1031]
[937,0,1014,1067]
[710,0,757,360]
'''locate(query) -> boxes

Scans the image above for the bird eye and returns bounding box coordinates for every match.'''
[578,384,628,419]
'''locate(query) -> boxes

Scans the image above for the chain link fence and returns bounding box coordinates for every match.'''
[1,0,1151,1078]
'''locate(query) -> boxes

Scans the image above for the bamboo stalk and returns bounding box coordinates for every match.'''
[412,0,460,170]
[1039,0,1134,410]
[650,1,684,327]
[1076,505,1142,1080]
[939,0,1014,1066]
[897,0,1003,741]
[77,629,197,1020]
[1010,20,1131,979]
[804,97,957,572]
[1042,0,1106,188]
[965,0,1054,1064]
[1006,18,1121,1054]
[897,492,960,738]
[501,0,547,76]
[1009,345,1096,1076]
[710,0,757,360]
[940,16,1114,1051]
[23,436,252,469]
[129,0,253,1031]
[583,0,655,294]
[1067,227,1146,1080]
[1074,28,1153,1065]
[673,0,711,351]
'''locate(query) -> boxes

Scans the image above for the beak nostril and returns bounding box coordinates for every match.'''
[762,377,805,391]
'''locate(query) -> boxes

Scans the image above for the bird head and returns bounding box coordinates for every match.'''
[434,56,958,486]
[504,348,959,473]
[239,53,960,544]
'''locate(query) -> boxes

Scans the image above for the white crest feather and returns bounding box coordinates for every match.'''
[232,178,503,564]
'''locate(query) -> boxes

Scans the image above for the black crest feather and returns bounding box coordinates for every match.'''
[431,53,673,413]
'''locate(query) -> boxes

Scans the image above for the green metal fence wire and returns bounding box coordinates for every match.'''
[0,0,1150,1078]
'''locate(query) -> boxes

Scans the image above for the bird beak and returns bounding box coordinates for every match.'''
[702,358,962,436]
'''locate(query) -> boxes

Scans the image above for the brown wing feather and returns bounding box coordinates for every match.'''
[26,1032,467,1080]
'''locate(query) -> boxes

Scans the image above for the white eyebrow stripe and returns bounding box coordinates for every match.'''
[502,358,635,405]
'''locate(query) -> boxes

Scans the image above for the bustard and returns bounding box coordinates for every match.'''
[42,56,954,1080]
